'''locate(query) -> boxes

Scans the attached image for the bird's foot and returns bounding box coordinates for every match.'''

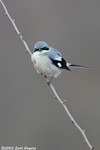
[46,75,53,86]
[47,80,51,86]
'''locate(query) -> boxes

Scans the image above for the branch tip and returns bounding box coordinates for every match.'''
[83,140,86,143]
[62,99,66,104]
[20,35,23,39]
[18,32,21,35]
[54,95,57,99]
[71,120,74,124]
[26,49,29,52]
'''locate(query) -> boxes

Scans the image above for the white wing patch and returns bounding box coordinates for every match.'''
[57,62,62,67]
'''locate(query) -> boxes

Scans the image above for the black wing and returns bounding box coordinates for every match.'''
[50,57,71,71]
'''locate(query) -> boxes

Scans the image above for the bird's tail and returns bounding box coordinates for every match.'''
[67,63,91,69]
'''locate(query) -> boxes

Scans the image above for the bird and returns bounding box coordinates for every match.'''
[31,41,90,84]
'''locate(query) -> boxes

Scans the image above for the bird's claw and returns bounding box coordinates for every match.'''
[47,80,51,86]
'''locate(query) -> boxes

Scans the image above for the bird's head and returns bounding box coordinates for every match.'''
[34,41,49,52]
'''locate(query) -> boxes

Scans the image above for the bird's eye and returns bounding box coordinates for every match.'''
[41,47,49,50]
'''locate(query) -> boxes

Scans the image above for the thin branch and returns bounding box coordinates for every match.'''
[0,0,95,150]
[0,0,32,56]
[0,0,35,149]
[48,81,94,150]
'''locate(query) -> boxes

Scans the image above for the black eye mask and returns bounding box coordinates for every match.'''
[34,47,49,52]
[41,47,49,50]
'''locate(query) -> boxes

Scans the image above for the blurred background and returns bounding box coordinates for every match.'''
[0,0,100,150]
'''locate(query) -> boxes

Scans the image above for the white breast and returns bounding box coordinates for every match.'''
[31,51,62,78]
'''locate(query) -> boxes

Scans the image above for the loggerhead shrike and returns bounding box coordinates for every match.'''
[31,41,90,84]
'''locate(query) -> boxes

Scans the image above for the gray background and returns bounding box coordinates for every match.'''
[0,0,100,150]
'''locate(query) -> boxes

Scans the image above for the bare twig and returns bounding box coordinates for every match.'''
[0,0,32,56]
[0,0,95,149]
[48,80,94,150]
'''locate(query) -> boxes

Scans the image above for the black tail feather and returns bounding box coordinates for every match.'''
[68,64,91,69]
